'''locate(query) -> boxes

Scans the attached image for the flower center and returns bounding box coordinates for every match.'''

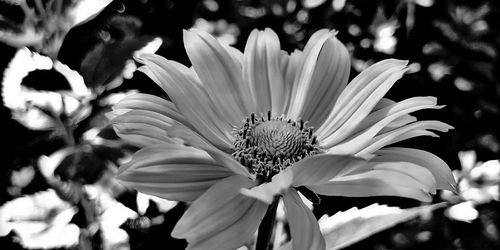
[233,111,319,181]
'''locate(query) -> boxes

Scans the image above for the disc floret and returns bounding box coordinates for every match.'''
[233,111,319,181]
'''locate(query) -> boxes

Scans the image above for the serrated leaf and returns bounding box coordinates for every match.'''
[319,203,445,250]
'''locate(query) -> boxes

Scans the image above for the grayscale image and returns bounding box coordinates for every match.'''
[1,1,498,249]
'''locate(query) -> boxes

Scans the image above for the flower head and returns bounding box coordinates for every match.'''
[110,27,456,250]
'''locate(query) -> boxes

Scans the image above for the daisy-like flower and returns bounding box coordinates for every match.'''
[110,28,456,250]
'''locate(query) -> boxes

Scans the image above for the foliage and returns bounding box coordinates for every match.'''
[0,0,499,249]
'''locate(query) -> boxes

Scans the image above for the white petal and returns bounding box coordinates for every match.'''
[288,155,367,186]
[113,122,177,147]
[113,93,186,125]
[355,120,453,155]
[317,59,409,146]
[323,97,441,154]
[280,49,303,113]
[117,144,234,202]
[243,28,286,115]
[111,109,211,149]
[289,31,350,127]
[172,175,267,250]
[307,168,433,202]
[373,147,457,191]
[184,29,251,119]
[283,189,326,250]
[138,54,234,151]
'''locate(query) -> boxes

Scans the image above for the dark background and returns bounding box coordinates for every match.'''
[1,0,499,249]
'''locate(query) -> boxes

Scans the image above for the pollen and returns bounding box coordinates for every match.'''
[233,111,319,181]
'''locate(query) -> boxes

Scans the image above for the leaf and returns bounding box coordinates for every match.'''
[319,203,445,250]
[62,14,160,89]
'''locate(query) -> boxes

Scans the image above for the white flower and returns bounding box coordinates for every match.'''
[1,48,92,130]
[111,28,455,250]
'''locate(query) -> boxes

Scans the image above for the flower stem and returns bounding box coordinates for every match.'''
[256,196,280,250]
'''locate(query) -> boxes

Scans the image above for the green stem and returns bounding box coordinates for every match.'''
[256,197,280,250]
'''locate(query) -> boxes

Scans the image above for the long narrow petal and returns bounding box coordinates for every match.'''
[366,162,437,194]
[117,144,234,202]
[317,59,409,147]
[351,97,440,135]
[283,189,326,250]
[138,55,234,151]
[113,93,186,125]
[172,175,267,250]
[288,31,350,127]
[111,109,211,150]
[280,49,302,113]
[240,155,371,204]
[371,98,417,131]
[355,121,453,155]
[184,29,252,119]
[373,147,457,192]
[373,98,396,110]
[243,28,286,115]
[289,155,367,187]
[286,29,329,117]
[112,122,177,147]
[306,167,433,202]
[202,146,252,178]
[118,131,249,178]
[323,97,442,154]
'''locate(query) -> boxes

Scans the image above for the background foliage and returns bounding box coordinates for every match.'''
[1,0,499,249]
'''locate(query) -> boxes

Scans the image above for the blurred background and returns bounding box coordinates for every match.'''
[0,0,499,249]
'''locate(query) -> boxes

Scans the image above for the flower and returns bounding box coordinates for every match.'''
[442,151,499,222]
[1,47,92,130]
[443,150,499,204]
[110,28,456,250]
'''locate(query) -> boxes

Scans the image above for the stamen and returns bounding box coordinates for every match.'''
[233,111,320,180]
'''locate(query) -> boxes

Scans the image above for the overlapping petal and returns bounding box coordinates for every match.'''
[112,121,178,147]
[371,98,417,131]
[287,30,351,128]
[306,162,436,202]
[280,49,302,113]
[112,93,186,124]
[184,29,252,119]
[110,107,214,151]
[117,144,234,202]
[138,54,234,151]
[283,189,326,250]
[323,97,444,155]
[172,175,267,250]
[373,147,457,192]
[260,155,437,202]
[354,120,453,155]
[288,154,366,187]
[240,169,293,204]
[317,59,409,147]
